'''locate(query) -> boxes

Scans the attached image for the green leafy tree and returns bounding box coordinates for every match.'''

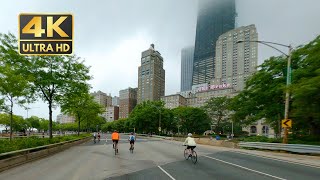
[202,97,232,133]
[39,118,49,132]
[291,35,320,136]
[173,106,210,135]
[129,101,165,134]
[61,85,104,135]
[0,33,33,140]
[26,55,91,138]
[230,56,288,136]
[25,116,40,132]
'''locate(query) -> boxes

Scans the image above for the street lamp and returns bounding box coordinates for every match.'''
[237,40,292,144]
[25,107,40,118]
[151,105,162,135]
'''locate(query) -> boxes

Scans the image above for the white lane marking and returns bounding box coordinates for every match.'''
[229,150,320,169]
[203,155,287,180]
[158,166,176,180]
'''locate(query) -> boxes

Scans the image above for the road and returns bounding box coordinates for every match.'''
[0,134,319,180]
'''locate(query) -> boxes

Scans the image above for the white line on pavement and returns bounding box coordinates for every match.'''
[158,166,176,180]
[203,155,287,180]
[228,150,320,169]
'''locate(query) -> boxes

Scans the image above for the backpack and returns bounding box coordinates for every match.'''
[130,135,135,141]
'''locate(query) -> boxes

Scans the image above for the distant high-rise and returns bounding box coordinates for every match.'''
[112,96,119,106]
[119,87,137,118]
[180,46,194,91]
[192,0,236,85]
[213,24,258,91]
[91,90,112,108]
[137,44,165,104]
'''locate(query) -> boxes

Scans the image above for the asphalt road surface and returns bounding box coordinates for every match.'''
[1,134,319,180]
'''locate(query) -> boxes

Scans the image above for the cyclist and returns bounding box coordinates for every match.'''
[183,133,196,157]
[97,132,101,142]
[128,132,136,150]
[111,130,120,151]
[93,132,97,144]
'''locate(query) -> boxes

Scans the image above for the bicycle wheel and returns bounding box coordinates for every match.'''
[114,144,117,155]
[191,151,197,164]
[184,149,189,160]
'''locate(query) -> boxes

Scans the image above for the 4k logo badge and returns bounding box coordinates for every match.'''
[19,13,73,55]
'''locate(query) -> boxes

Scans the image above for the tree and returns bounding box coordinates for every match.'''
[229,56,288,136]
[202,97,232,133]
[129,101,165,134]
[39,118,49,132]
[291,35,320,136]
[61,84,104,135]
[0,33,33,140]
[26,55,91,138]
[25,116,40,132]
[173,106,210,135]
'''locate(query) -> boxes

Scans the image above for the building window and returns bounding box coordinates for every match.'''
[262,126,269,135]
[250,126,257,133]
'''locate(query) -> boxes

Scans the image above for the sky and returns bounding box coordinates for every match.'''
[0,0,319,120]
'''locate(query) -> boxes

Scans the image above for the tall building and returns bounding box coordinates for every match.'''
[192,0,236,85]
[180,46,194,91]
[112,96,119,106]
[137,44,165,103]
[213,24,258,91]
[91,91,112,108]
[119,87,137,118]
[105,106,119,122]
[161,94,187,109]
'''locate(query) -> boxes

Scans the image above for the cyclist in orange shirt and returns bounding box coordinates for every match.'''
[111,130,120,151]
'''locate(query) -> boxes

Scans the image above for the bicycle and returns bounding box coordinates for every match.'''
[113,141,119,155]
[93,136,96,144]
[183,145,197,164]
[129,143,134,153]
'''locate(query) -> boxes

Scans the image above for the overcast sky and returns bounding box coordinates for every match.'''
[0,0,319,120]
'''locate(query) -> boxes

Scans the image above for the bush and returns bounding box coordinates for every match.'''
[0,134,90,153]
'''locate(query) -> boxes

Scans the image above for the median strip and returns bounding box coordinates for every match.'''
[203,155,287,180]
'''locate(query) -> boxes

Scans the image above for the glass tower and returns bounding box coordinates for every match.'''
[192,0,236,85]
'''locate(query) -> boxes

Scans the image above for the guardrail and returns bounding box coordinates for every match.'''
[238,142,320,154]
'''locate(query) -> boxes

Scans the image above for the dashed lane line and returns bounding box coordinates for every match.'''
[158,166,176,180]
[203,155,287,180]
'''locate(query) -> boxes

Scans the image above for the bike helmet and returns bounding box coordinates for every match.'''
[188,133,192,137]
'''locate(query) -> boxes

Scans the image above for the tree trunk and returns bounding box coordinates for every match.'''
[78,116,80,136]
[9,100,13,141]
[310,117,320,136]
[48,101,53,139]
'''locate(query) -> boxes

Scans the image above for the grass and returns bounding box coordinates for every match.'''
[0,134,91,154]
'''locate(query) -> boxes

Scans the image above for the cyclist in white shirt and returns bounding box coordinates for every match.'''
[183,133,197,156]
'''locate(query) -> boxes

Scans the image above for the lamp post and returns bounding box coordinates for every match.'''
[237,40,292,144]
[25,107,40,118]
[151,105,161,135]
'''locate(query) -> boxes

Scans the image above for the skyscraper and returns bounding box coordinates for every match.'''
[192,0,236,85]
[119,87,137,118]
[213,24,258,91]
[180,46,194,91]
[137,44,165,104]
